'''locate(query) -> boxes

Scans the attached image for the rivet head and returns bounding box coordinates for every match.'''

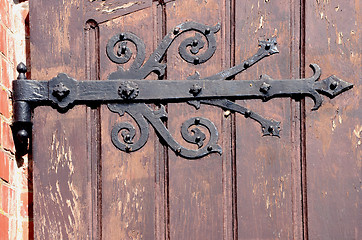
[124,134,132,144]
[125,145,132,152]
[194,118,200,124]
[205,28,211,34]
[244,61,250,68]
[173,27,180,35]
[195,136,201,142]
[245,110,252,118]
[193,57,200,64]
[265,43,271,50]
[52,82,70,101]
[192,39,199,46]
[268,126,274,133]
[207,146,213,151]
[330,81,338,90]
[190,83,202,96]
[119,81,139,100]
[176,147,181,154]
[260,82,271,94]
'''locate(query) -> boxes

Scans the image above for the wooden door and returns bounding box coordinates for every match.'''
[29,0,360,239]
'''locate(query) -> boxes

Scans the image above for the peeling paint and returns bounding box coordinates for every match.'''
[353,125,362,146]
[255,15,264,32]
[337,32,343,45]
[97,1,143,14]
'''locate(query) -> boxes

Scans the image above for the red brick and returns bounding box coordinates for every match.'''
[1,121,13,150]
[0,214,9,240]
[7,34,15,66]
[1,57,10,89]
[20,191,33,217]
[0,182,9,214]
[0,24,6,56]
[0,0,10,29]
[7,185,15,217]
[0,151,9,182]
[0,90,10,119]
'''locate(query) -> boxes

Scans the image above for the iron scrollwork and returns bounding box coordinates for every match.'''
[11,21,353,159]
[105,21,279,158]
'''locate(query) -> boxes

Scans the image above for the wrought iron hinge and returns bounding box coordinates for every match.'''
[11,21,353,159]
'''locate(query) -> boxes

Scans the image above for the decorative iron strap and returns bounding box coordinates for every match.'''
[11,21,353,159]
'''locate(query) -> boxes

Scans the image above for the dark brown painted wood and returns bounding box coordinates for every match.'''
[85,0,152,24]
[97,6,161,239]
[305,0,361,239]
[29,0,359,239]
[165,1,233,239]
[234,0,303,239]
[30,0,91,238]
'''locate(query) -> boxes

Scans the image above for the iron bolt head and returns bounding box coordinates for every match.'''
[52,82,70,101]
[265,43,271,50]
[207,146,213,151]
[176,147,181,154]
[194,57,200,64]
[268,126,274,133]
[192,39,199,46]
[117,44,127,56]
[173,27,180,35]
[118,81,139,100]
[245,110,252,118]
[205,28,211,34]
[244,61,250,68]
[190,84,202,96]
[194,118,200,124]
[119,33,125,39]
[260,82,271,94]
[195,136,201,142]
[330,81,338,90]
[125,145,132,152]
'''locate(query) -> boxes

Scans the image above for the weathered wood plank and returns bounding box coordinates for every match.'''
[165,0,232,239]
[98,6,159,239]
[234,0,302,238]
[305,0,361,239]
[85,0,152,24]
[30,0,91,238]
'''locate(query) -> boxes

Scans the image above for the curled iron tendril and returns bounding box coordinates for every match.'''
[108,103,221,159]
[106,21,220,80]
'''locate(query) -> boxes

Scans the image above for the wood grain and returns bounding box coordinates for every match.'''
[305,0,361,239]
[98,6,160,239]
[165,0,232,239]
[30,0,92,238]
[234,0,302,238]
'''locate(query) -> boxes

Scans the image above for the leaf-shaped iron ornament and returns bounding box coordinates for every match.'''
[11,22,353,159]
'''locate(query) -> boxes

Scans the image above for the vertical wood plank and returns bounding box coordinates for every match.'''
[30,0,92,239]
[85,19,102,239]
[234,1,302,238]
[165,0,232,239]
[97,6,159,239]
[305,0,361,239]
[153,3,169,240]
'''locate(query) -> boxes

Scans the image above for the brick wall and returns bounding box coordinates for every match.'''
[0,0,32,239]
